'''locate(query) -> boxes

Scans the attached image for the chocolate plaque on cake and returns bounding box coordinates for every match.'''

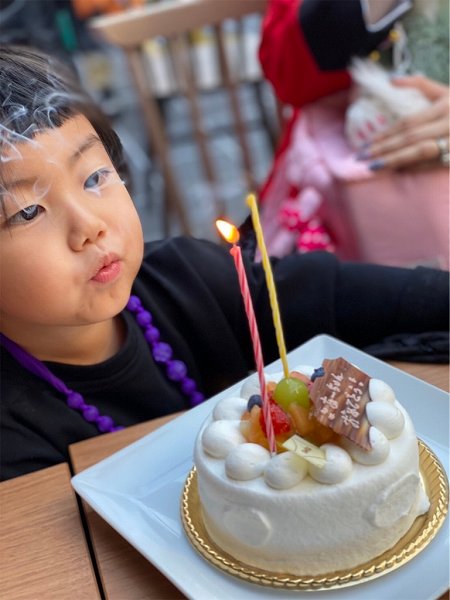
[309,358,371,450]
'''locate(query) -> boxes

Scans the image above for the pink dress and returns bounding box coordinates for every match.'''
[261,92,449,268]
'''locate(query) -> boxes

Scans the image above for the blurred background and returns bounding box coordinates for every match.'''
[0,0,278,241]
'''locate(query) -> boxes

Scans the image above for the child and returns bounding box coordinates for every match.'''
[0,46,448,481]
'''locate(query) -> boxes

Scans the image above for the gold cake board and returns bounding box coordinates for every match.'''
[181,440,448,591]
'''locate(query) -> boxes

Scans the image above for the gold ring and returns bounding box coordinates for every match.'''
[436,137,450,166]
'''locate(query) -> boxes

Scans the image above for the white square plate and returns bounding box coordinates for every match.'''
[72,335,449,600]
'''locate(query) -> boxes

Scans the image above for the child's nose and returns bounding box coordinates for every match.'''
[67,204,107,251]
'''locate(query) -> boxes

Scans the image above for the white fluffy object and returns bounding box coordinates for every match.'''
[345,59,431,149]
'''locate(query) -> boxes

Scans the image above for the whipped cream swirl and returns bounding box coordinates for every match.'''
[201,365,406,488]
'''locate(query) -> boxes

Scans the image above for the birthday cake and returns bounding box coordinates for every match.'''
[193,358,430,576]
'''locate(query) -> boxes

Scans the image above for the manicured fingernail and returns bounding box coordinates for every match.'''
[368,159,385,171]
[356,150,371,160]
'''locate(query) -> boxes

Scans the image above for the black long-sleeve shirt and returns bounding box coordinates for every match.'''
[1,237,448,480]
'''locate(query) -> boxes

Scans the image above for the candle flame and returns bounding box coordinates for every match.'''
[216,219,240,244]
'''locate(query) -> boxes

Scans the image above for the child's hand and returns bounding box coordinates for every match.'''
[363,76,449,171]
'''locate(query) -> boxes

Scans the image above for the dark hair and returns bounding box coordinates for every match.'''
[0,45,125,177]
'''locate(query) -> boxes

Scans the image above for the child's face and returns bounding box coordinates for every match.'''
[0,115,144,337]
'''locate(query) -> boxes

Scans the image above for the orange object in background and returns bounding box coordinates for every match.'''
[72,0,145,20]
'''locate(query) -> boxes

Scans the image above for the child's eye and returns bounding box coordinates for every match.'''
[84,168,113,190]
[8,204,44,225]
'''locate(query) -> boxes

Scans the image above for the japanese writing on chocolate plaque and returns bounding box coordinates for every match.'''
[309,358,371,450]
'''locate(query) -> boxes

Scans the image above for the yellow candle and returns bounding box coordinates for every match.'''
[246,193,289,378]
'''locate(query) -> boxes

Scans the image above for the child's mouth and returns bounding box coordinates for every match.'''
[91,256,122,283]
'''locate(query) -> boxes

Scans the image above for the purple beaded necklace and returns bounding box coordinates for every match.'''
[0,294,204,434]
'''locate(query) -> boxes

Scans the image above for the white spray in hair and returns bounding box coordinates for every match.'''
[32,177,51,203]
[0,124,40,163]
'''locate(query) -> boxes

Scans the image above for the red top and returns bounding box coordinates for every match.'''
[258,0,351,108]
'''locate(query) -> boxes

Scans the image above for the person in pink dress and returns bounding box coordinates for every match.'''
[258,0,449,268]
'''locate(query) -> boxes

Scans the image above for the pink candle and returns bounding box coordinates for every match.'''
[216,220,276,454]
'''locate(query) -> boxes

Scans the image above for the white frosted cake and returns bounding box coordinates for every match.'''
[193,358,430,576]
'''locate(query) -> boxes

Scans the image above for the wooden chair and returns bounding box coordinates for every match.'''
[89,0,271,235]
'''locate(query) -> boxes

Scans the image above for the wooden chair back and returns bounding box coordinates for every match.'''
[89,0,270,235]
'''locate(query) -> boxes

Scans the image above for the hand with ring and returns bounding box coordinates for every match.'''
[360,75,450,171]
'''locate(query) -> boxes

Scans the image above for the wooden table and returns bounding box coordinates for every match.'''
[2,362,448,599]
[1,463,100,599]
[70,415,185,600]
